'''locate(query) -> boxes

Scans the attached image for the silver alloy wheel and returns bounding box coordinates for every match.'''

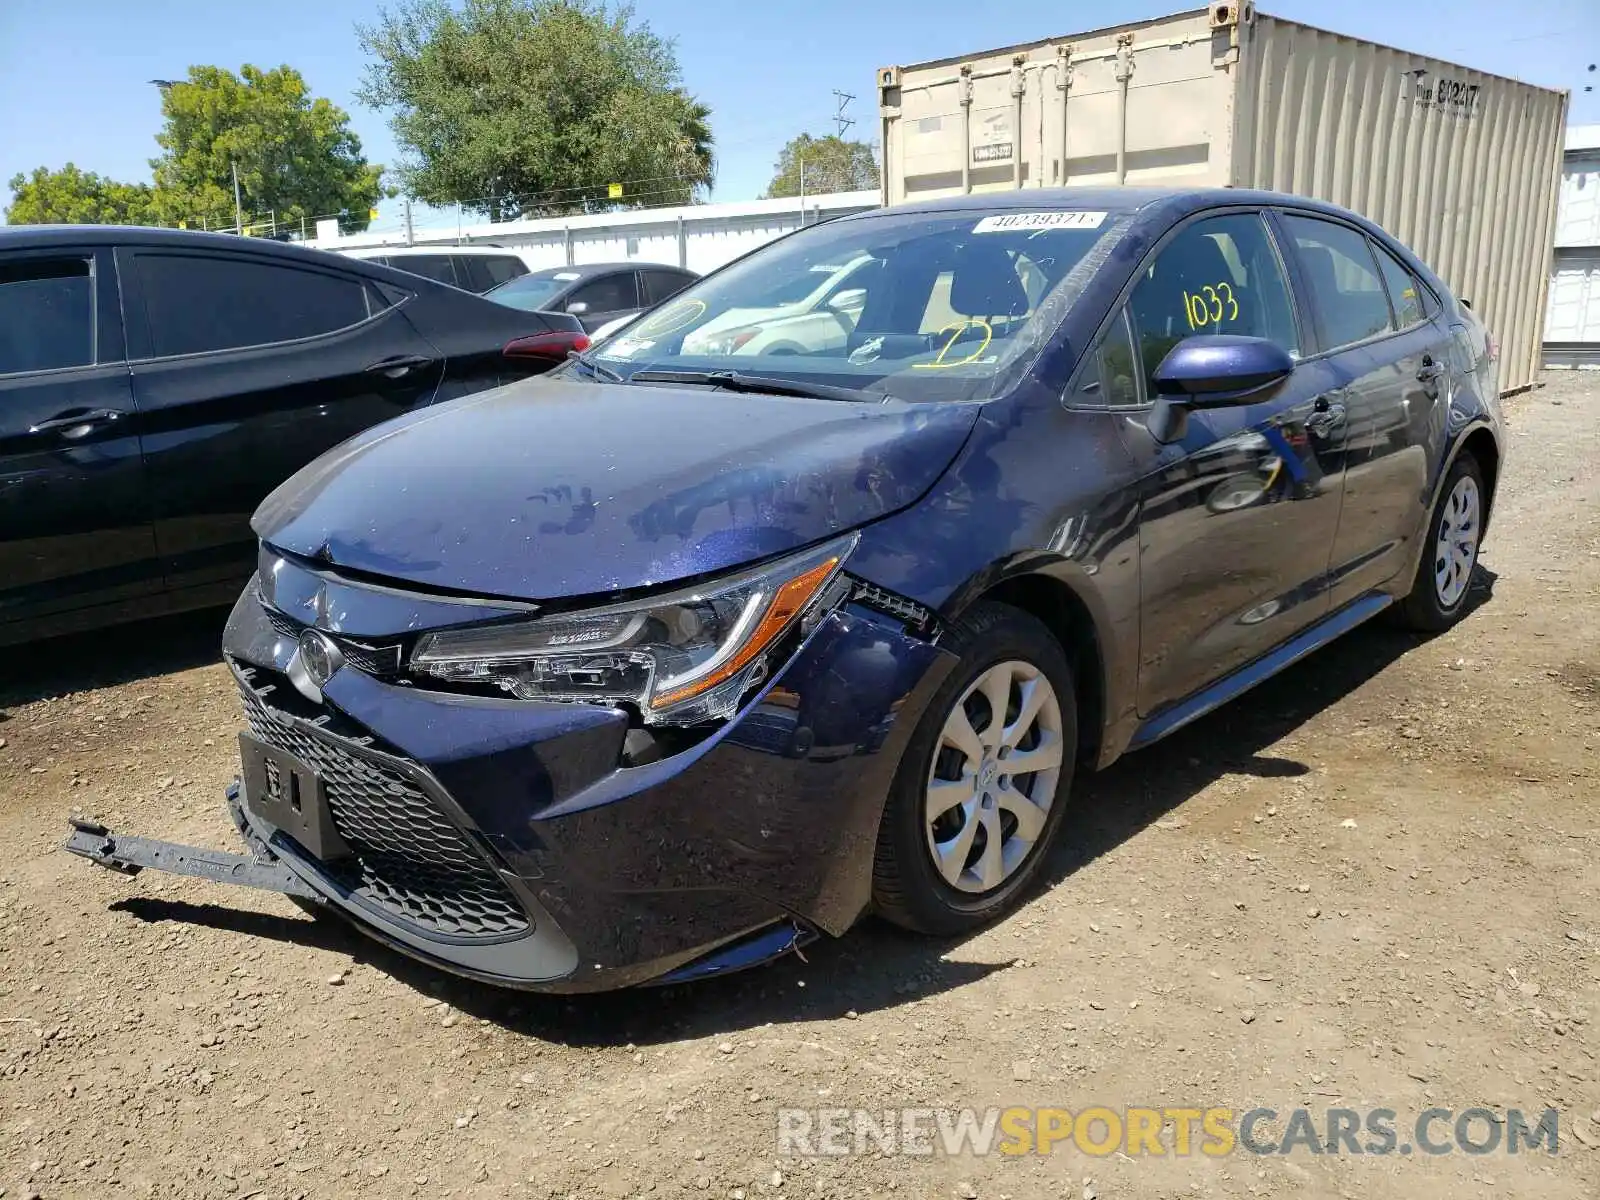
[1434,474,1481,608]
[925,660,1065,895]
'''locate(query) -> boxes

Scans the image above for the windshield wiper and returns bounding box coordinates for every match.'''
[628,369,889,404]
[566,349,624,383]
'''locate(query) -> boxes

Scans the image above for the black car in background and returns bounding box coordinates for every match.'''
[486,262,699,332]
[0,225,588,647]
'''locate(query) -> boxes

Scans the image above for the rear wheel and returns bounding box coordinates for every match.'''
[1395,452,1485,632]
[872,602,1077,936]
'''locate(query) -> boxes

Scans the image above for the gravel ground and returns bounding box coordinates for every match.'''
[1,371,1597,1200]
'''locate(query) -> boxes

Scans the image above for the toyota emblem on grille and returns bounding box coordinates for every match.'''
[298,630,345,689]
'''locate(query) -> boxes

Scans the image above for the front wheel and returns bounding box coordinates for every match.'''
[872,602,1078,936]
[1395,452,1485,632]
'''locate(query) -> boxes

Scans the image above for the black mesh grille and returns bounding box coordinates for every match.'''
[236,676,529,939]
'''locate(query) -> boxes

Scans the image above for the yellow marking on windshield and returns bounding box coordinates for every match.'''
[634,298,707,337]
[912,318,994,369]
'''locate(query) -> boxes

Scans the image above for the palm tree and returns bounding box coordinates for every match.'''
[674,92,715,200]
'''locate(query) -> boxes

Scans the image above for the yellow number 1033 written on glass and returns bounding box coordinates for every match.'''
[1182,282,1239,330]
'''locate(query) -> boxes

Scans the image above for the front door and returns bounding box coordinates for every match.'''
[120,247,443,599]
[0,246,157,633]
[1115,211,1350,717]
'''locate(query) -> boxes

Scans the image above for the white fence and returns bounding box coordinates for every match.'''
[311,192,882,276]
[1546,126,1600,369]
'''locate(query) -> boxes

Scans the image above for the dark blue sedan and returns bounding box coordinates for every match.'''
[69,188,1503,991]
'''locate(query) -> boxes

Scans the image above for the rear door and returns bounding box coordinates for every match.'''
[121,246,444,597]
[0,245,158,631]
[563,270,642,332]
[1276,214,1450,608]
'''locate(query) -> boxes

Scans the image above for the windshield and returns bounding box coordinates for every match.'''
[592,208,1128,401]
[487,274,570,312]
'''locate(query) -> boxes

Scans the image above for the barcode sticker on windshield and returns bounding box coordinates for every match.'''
[972,211,1108,233]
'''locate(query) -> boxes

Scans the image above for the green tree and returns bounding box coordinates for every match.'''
[357,0,715,219]
[5,165,159,226]
[151,65,385,233]
[764,134,879,199]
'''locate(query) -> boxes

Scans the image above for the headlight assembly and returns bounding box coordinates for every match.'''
[410,536,856,725]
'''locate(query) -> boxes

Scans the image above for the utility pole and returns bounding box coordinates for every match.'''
[403,198,414,246]
[832,91,856,137]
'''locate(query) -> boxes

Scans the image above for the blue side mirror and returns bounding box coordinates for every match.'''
[1152,335,1295,408]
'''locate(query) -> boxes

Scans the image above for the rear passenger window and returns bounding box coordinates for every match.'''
[641,269,693,305]
[1282,216,1394,349]
[0,258,93,375]
[478,256,528,289]
[1126,213,1299,393]
[394,255,458,288]
[1372,242,1427,328]
[137,254,370,357]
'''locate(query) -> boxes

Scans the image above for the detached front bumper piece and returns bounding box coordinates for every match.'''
[64,812,322,900]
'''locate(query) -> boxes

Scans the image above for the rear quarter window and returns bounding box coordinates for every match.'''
[1372,242,1428,328]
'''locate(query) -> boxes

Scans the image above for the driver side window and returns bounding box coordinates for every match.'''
[1126,212,1298,395]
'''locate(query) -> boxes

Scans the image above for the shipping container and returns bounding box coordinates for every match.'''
[878,3,1568,392]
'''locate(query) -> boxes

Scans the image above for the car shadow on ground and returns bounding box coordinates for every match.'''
[108,571,1497,1046]
[0,608,231,711]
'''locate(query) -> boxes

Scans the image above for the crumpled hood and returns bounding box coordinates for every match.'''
[252,377,979,601]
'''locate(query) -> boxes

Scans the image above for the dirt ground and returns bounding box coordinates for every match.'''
[2,371,1597,1200]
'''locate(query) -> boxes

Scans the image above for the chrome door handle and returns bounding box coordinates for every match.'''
[365,354,433,379]
[28,408,127,439]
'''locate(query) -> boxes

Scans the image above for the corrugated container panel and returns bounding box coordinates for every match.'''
[879,4,1568,394]
[1241,14,1568,392]
[1554,154,1600,248]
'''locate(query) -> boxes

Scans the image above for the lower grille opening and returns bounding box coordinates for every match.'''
[235,670,530,940]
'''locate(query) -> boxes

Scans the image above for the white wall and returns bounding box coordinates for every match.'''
[313,192,882,277]
[1544,127,1600,367]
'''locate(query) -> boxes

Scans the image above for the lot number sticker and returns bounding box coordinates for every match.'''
[973,211,1108,234]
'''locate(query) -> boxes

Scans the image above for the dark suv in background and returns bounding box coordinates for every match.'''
[0,226,587,646]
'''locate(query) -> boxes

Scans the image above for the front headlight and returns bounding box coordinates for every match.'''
[410,536,856,725]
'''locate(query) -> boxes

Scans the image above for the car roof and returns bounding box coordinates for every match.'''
[341,244,532,258]
[841,186,1382,228]
[521,262,660,281]
[0,223,369,264]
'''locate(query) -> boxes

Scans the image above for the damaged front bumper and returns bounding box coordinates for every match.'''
[64,558,954,992]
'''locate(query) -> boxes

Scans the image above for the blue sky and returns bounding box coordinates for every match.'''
[1,0,1595,229]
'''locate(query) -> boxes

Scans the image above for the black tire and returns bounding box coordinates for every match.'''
[1395,452,1486,633]
[872,601,1078,936]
